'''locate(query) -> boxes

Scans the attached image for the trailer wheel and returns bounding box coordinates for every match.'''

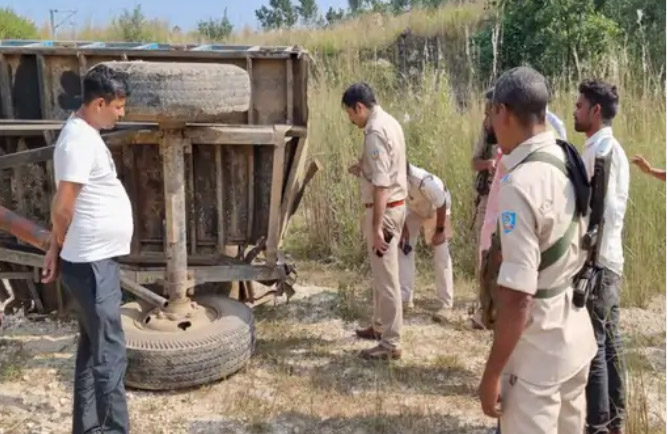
[120,294,254,391]
[100,61,251,122]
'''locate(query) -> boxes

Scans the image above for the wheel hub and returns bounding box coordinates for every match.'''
[140,300,214,333]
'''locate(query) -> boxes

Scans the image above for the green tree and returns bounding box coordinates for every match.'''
[0,8,38,39]
[197,9,234,41]
[255,0,298,30]
[390,0,410,14]
[474,0,620,81]
[113,5,151,42]
[599,0,665,76]
[325,7,346,25]
[296,0,320,25]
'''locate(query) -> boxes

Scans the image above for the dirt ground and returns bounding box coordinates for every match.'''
[0,262,665,434]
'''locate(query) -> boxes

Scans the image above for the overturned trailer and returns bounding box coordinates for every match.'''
[0,41,317,390]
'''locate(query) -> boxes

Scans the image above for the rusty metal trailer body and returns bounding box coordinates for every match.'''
[0,41,312,310]
[0,41,315,390]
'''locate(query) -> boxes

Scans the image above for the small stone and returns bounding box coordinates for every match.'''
[22,374,30,382]
[59,397,68,406]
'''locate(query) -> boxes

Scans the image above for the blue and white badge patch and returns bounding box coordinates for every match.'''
[500,173,511,184]
[370,149,380,160]
[501,211,517,234]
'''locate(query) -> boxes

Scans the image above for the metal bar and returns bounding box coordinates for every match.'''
[122,264,285,286]
[0,53,14,118]
[119,276,169,308]
[0,205,51,251]
[26,280,44,313]
[286,59,294,124]
[265,126,289,265]
[161,129,189,306]
[215,145,225,254]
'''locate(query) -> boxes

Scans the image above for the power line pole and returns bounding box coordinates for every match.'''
[49,9,77,39]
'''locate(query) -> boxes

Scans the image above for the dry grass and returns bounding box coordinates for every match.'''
[0,262,664,433]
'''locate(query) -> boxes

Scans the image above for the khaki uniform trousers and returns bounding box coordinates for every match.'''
[500,363,590,434]
[398,210,454,308]
[364,205,405,350]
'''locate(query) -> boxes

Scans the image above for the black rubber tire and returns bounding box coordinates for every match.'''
[121,294,255,391]
[100,61,251,122]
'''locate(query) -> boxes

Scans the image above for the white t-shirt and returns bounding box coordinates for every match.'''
[53,116,134,263]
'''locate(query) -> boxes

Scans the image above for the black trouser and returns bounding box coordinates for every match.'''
[586,268,626,434]
[61,258,129,434]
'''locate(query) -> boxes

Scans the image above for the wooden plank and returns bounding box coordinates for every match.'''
[279,137,308,241]
[0,53,14,118]
[13,139,28,216]
[0,247,44,267]
[0,47,296,60]
[186,126,275,145]
[265,126,289,264]
[215,145,225,254]
[286,59,294,124]
[36,54,53,120]
[186,144,197,255]
[0,271,33,280]
[0,146,54,170]
[246,57,254,125]
[26,280,45,313]
[247,148,255,240]
[122,144,140,254]
[299,56,309,125]
[78,52,87,94]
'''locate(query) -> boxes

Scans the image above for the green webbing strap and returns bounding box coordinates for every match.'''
[507,150,578,298]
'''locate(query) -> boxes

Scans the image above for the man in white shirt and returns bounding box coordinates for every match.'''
[399,163,453,320]
[574,80,629,434]
[42,64,133,434]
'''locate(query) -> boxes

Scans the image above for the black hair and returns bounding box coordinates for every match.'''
[341,82,377,109]
[492,66,548,125]
[83,64,130,105]
[578,79,619,123]
[484,87,494,101]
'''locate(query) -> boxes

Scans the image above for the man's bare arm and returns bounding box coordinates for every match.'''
[483,286,532,377]
[51,181,82,246]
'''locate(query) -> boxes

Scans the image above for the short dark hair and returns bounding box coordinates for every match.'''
[83,64,130,105]
[342,82,377,109]
[493,66,549,125]
[578,80,619,123]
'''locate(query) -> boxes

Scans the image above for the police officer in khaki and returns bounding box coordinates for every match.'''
[478,67,596,433]
[399,163,454,320]
[344,82,407,360]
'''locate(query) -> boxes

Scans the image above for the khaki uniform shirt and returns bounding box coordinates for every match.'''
[360,106,407,204]
[407,164,450,219]
[497,131,597,386]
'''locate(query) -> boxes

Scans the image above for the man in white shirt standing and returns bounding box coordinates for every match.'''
[574,80,629,434]
[399,163,453,320]
[42,64,133,434]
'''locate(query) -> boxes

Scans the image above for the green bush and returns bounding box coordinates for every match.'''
[0,8,38,40]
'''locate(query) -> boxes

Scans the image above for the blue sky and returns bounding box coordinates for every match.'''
[4,0,349,32]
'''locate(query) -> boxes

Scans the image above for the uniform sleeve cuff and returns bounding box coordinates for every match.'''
[497,262,538,295]
[371,174,391,187]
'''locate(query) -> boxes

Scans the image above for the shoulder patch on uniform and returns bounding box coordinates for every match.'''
[370,149,380,160]
[501,211,517,234]
[500,173,511,184]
